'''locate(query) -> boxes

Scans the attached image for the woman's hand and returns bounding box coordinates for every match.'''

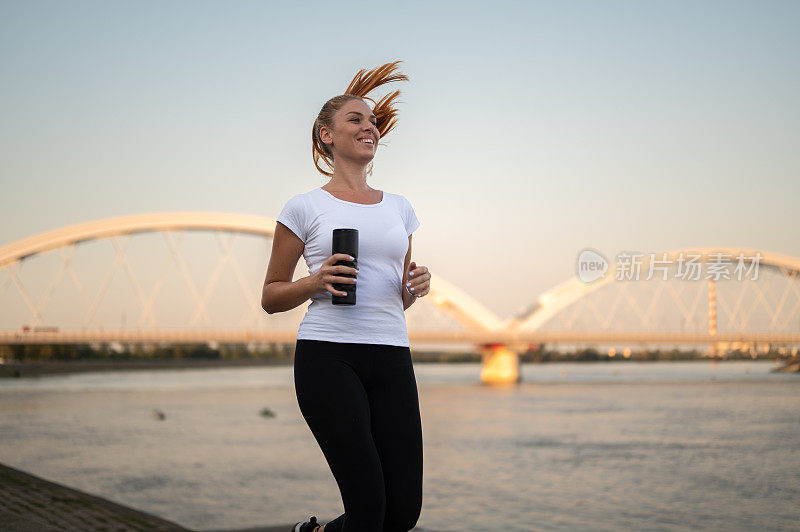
[405,261,430,298]
[314,253,358,297]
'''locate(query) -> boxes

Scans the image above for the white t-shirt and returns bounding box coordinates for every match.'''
[276,186,421,347]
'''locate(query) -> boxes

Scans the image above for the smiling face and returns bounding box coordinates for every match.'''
[319,98,380,166]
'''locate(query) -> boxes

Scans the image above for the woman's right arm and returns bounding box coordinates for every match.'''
[261,222,357,314]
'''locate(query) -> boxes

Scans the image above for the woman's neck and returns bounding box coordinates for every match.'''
[327,158,373,192]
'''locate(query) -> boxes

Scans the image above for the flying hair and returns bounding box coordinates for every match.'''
[312,60,409,177]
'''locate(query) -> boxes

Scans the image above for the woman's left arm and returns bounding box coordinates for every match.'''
[402,234,431,311]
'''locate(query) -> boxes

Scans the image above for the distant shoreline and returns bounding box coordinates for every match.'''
[0,358,292,379]
[1,355,792,379]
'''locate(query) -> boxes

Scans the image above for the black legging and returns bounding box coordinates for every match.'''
[293,339,423,532]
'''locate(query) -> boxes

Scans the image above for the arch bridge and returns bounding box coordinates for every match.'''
[1,212,798,383]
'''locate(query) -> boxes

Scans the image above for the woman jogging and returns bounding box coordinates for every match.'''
[261,61,430,532]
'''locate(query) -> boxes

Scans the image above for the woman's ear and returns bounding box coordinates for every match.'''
[319,125,333,147]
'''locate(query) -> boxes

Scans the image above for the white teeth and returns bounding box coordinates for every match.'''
[359,139,373,144]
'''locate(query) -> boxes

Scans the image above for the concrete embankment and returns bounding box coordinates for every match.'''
[0,462,291,531]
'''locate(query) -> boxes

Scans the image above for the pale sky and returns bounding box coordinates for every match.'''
[1,0,798,320]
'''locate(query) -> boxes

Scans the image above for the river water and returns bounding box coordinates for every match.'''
[1,360,798,531]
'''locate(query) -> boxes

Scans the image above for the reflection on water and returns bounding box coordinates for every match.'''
[1,361,798,531]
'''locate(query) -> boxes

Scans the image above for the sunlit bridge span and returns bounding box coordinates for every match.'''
[1,212,799,383]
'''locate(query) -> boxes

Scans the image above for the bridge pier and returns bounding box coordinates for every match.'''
[479,344,521,385]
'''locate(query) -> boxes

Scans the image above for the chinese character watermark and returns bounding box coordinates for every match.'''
[576,249,762,283]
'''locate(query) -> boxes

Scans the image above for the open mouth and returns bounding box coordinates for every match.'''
[358,138,374,145]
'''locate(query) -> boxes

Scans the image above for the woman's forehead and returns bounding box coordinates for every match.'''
[340,98,373,115]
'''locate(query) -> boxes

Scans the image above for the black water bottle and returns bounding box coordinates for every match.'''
[332,228,358,305]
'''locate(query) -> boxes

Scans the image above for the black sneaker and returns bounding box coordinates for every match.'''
[291,515,321,532]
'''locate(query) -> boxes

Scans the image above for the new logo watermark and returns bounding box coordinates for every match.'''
[576,248,609,283]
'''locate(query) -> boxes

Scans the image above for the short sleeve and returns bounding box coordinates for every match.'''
[276,194,308,242]
[402,196,420,236]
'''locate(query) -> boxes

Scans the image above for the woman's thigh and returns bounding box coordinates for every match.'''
[367,347,423,530]
[293,340,386,523]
